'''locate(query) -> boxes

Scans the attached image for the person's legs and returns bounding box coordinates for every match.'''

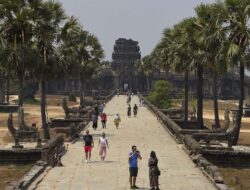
[133,176,138,187]
[129,177,132,188]
[103,147,106,160]
[89,150,92,161]
[85,149,88,162]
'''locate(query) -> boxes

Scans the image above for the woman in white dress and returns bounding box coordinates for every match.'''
[99,132,109,161]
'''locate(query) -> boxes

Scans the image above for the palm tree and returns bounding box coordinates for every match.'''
[60,19,104,107]
[169,19,195,128]
[0,0,36,106]
[224,0,250,145]
[135,55,155,91]
[77,33,104,107]
[33,0,66,140]
[195,3,228,129]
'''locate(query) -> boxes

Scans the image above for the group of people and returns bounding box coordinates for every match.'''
[92,103,107,130]
[127,104,138,117]
[129,145,160,190]
[83,130,160,190]
[83,130,109,162]
[84,93,160,190]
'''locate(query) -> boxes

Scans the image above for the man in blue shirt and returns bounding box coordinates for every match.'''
[128,145,142,189]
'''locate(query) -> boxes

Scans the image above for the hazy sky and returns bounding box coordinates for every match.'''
[58,0,215,60]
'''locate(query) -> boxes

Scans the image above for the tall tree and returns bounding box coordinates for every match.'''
[195,3,228,129]
[224,0,250,145]
[0,0,36,106]
[34,0,66,140]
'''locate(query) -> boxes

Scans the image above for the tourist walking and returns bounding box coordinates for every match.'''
[92,113,98,130]
[133,104,138,117]
[100,112,107,129]
[128,145,142,189]
[127,104,131,117]
[99,132,109,161]
[114,113,121,129]
[99,103,104,114]
[94,104,99,116]
[127,95,131,104]
[148,151,160,190]
[83,130,94,163]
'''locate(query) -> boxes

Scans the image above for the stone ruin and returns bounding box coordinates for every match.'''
[47,97,93,141]
[62,97,92,119]
[192,109,238,148]
[7,107,40,149]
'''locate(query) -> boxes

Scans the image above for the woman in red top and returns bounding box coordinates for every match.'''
[100,112,107,129]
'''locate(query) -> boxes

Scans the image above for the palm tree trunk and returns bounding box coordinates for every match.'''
[197,65,204,129]
[40,78,50,140]
[184,70,189,128]
[146,75,150,92]
[213,71,220,129]
[80,78,85,107]
[232,62,244,145]
[6,73,10,104]
[18,73,24,107]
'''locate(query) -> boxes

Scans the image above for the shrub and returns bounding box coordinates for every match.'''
[68,93,77,102]
[147,80,171,109]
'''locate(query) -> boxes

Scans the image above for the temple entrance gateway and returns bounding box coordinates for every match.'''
[112,38,141,92]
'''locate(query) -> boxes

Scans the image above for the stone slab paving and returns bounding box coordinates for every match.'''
[30,95,216,190]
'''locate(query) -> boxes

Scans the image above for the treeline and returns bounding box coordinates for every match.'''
[0,0,104,139]
[137,0,250,145]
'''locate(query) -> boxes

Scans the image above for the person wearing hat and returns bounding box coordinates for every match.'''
[114,113,121,129]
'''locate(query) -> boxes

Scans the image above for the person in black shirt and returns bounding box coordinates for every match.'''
[133,104,138,117]
[127,104,131,117]
[83,130,94,163]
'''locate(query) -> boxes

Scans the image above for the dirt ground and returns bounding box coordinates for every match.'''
[174,99,250,145]
[0,95,80,145]
[0,163,34,190]
[220,167,250,190]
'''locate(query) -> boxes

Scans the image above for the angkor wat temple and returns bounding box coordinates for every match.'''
[45,38,142,95]
[0,38,245,104]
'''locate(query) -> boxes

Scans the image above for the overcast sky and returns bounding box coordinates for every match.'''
[58,0,215,60]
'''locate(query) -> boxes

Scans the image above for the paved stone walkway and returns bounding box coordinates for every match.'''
[30,96,216,190]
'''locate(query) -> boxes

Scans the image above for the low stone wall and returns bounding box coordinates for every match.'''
[41,135,65,166]
[5,161,47,190]
[201,149,250,167]
[0,104,18,113]
[183,136,235,190]
[0,149,41,164]
[0,136,65,165]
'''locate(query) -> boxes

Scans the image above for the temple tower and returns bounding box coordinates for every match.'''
[112,38,141,92]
